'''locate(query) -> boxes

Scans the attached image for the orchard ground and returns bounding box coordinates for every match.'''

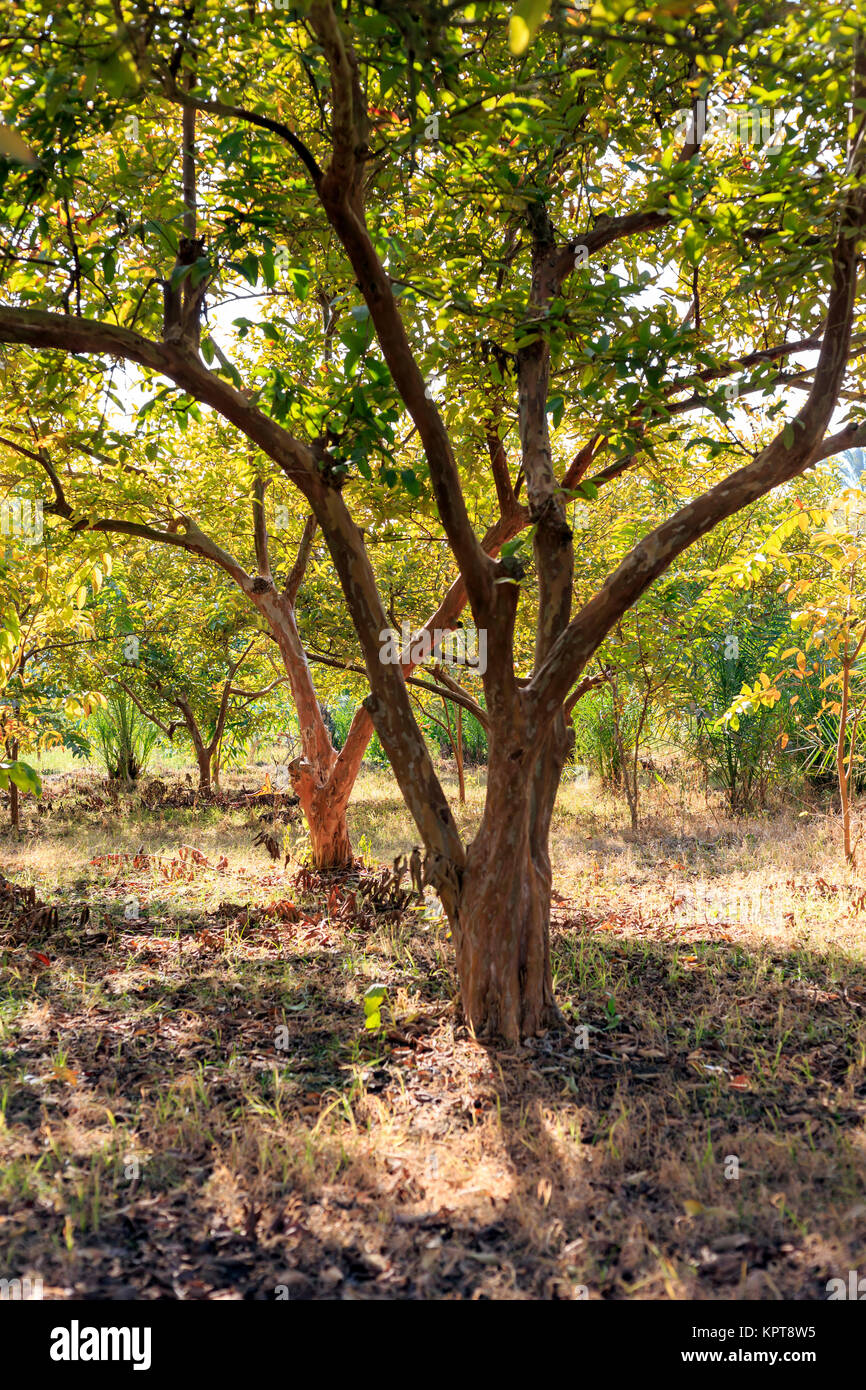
[1,761,865,1300]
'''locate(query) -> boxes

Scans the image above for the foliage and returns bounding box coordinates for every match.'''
[682,597,796,812]
[92,692,160,784]
[572,685,628,784]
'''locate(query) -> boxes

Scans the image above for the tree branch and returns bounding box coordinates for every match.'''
[283,512,317,604]
[109,675,178,739]
[308,0,493,623]
[526,163,866,736]
[160,77,324,185]
[564,667,613,718]
[252,476,270,580]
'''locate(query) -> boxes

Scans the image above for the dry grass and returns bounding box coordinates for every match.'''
[1,766,865,1300]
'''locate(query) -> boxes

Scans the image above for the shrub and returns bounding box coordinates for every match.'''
[93,693,160,784]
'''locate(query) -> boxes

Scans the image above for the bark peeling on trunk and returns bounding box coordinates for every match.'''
[444,718,572,1043]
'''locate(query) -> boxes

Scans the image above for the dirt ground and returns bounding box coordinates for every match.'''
[1,767,865,1300]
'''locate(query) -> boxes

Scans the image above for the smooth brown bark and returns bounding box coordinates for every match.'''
[302,782,354,868]
[195,747,213,796]
[454,721,571,1041]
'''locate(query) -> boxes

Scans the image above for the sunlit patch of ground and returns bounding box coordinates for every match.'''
[1,768,865,1299]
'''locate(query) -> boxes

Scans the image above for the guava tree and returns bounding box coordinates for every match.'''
[0,1,865,1037]
[92,551,284,792]
[0,529,105,824]
[0,362,486,854]
[722,492,866,861]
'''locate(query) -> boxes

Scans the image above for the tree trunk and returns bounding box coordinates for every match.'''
[838,658,853,864]
[195,747,213,796]
[307,788,354,868]
[457,822,557,1041]
[257,589,356,867]
[452,720,571,1041]
[286,748,356,869]
[8,737,19,831]
[176,701,215,798]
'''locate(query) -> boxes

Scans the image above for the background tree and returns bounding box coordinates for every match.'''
[89,552,279,793]
[723,490,866,863]
[0,508,105,824]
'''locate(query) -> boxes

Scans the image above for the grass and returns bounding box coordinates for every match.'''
[0,764,865,1299]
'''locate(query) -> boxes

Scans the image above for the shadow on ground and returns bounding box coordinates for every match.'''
[3,867,866,1301]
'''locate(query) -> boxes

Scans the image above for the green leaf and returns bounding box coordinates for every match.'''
[0,760,42,796]
[238,254,259,287]
[289,268,309,300]
[170,261,196,291]
[571,481,599,502]
[261,248,276,289]
[547,394,565,429]
[681,222,706,268]
[509,0,548,55]
[189,256,210,289]
[100,48,139,100]
[400,468,421,498]
[500,537,525,559]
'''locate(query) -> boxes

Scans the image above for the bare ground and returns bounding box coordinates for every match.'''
[1,768,865,1300]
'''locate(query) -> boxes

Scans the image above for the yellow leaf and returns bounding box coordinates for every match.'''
[508,0,548,55]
